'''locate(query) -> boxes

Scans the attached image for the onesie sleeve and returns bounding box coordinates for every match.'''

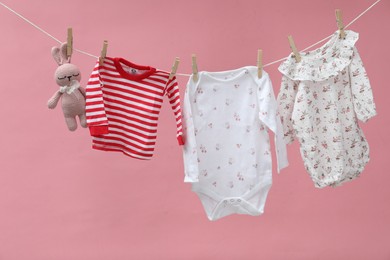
[182,79,200,182]
[258,76,289,173]
[85,61,109,136]
[165,76,184,145]
[277,76,298,144]
[349,47,377,122]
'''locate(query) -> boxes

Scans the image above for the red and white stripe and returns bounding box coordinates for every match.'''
[85,57,184,160]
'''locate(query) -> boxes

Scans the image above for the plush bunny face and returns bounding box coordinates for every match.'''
[54,63,81,86]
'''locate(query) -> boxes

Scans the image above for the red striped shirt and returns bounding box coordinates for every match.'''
[85,57,184,160]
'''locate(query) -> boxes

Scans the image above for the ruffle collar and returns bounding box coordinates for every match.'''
[278,30,359,81]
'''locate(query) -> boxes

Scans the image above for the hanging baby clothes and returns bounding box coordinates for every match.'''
[182,66,288,221]
[85,57,184,160]
[277,30,376,188]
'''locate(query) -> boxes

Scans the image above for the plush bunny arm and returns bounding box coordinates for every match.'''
[48,90,63,109]
[78,86,86,98]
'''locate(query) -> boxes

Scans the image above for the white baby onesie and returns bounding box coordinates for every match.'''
[182,66,288,221]
[277,30,376,188]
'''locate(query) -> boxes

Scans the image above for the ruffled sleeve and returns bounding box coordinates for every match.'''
[349,47,377,122]
[277,76,298,144]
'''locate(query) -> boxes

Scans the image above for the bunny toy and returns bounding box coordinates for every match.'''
[47,42,87,131]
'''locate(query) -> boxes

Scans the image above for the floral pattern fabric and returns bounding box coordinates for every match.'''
[278,30,377,188]
[182,67,288,221]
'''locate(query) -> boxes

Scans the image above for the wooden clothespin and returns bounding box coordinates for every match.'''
[192,54,199,82]
[99,40,108,66]
[288,35,301,63]
[169,57,180,80]
[67,27,73,59]
[335,9,346,39]
[257,49,263,78]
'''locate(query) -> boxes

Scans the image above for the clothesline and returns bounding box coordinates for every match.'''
[0,0,382,76]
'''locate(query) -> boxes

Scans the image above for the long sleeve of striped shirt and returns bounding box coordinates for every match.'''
[85,61,109,136]
[165,76,184,145]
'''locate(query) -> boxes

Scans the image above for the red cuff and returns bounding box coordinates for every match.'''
[177,135,184,145]
[89,125,109,136]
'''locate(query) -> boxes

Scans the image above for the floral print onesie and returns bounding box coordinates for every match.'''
[182,67,288,221]
[277,30,376,188]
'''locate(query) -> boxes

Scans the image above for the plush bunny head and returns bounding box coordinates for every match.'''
[52,42,81,86]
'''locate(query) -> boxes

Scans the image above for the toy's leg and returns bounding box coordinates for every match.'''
[65,116,77,131]
[79,114,87,128]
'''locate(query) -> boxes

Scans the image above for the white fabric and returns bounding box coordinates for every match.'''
[277,30,377,188]
[59,80,80,94]
[182,67,288,221]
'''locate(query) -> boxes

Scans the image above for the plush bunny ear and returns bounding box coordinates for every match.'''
[51,46,62,65]
[60,42,70,64]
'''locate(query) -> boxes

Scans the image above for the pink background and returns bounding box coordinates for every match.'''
[0,0,389,259]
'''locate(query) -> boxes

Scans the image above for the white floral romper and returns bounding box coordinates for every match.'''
[277,30,377,188]
[182,67,288,221]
